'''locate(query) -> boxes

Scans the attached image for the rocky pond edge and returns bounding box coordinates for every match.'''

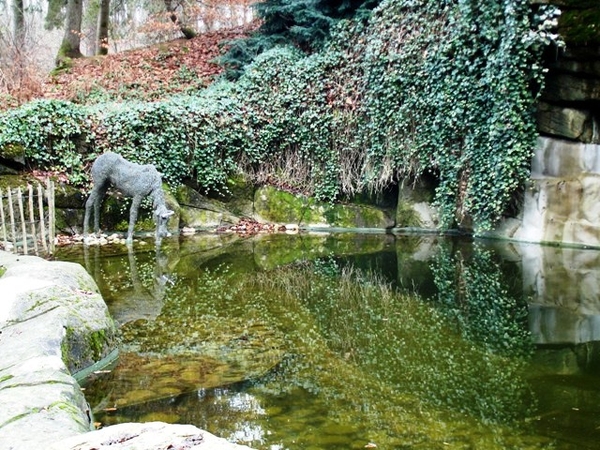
[0,250,252,450]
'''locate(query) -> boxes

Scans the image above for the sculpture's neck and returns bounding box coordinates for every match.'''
[151,187,166,211]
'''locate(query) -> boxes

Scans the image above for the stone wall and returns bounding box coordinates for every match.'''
[498,1,600,247]
[536,0,600,145]
[494,1,600,348]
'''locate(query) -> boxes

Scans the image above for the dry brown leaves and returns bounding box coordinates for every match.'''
[220,218,287,236]
[42,22,258,102]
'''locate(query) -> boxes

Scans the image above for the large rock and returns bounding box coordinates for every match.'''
[0,142,25,166]
[396,178,438,229]
[536,102,599,143]
[542,72,600,103]
[47,422,253,450]
[550,48,600,78]
[254,185,395,229]
[537,9,600,142]
[176,185,240,229]
[0,251,118,450]
[0,251,253,450]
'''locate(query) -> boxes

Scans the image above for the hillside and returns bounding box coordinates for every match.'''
[41,23,256,103]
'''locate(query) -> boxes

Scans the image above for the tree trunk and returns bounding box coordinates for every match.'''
[56,0,83,67]
[163,0,197,39]
[12,0,25,46]
[97,0,110,55]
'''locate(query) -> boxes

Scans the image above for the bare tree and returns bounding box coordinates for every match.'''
[12,0,25,45]
[0,0,44,105]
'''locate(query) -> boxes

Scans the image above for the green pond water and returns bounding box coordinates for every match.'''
[54,232,600,450]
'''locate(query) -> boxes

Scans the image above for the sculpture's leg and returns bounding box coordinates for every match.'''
[83,196,93,238]
[84,183,107,241]
[93,184,108,235]
[127,196,142,244]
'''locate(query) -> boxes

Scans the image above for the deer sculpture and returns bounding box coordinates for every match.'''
[83,152,174,245]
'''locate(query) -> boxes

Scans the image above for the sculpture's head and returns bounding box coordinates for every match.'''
[154,205,175,239]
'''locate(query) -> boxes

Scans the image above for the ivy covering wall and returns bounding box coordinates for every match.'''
[0,0,561,231]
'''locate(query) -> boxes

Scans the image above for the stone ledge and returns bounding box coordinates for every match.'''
[0,251,117,450]
[47,421,254,450]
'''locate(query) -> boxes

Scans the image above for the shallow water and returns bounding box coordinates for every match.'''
[55,232,600,449]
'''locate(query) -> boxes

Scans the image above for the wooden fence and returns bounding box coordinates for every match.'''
[0,180,55,255]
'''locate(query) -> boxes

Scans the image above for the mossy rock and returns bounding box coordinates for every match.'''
[396,201,422,227]
[0,174,38,190]
[179,206,238,228]
[324,203,395,229]
[223,175,256,217]
[0,256,119,375]
[225,174,255,202]
[254,186,326,225]
[395,177,439,228]
[0,143,25,164]
[56,207,85,234]
[54,183,86,209]
[0,164,18,176]
[176,184,240,228]
[254,185,395,228]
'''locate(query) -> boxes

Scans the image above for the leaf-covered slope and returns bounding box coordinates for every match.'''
[42,24,257,103]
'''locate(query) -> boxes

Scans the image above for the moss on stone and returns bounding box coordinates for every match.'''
[225,174,255,201]
[88,329,108,361]
[395,201,422,228]
[0,143,25,160]
[325,203,391,228]
[254,186,324,225]
[61,326,76,369]
[254,185,394,228]
[61,323,115,374]
[0,374,14,383]
[0,174,37,190]
[180,207,224,228]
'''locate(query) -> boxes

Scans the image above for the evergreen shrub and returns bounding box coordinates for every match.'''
[0,99,91,184]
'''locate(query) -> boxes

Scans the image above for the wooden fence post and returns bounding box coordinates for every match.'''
[28,184,39,254]
[17,187,27,254]
[7,188,16,251]
[38,183,48,253]
[0,188,7,250]
[47,179,55,253]
[0,181,55,255]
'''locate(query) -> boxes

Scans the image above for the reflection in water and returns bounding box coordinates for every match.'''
[521,243,600,344]
[83,244,176,325]
[55,233,600,450]
[430,241,532,357]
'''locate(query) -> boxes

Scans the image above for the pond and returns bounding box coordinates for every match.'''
[54,232,600,450]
